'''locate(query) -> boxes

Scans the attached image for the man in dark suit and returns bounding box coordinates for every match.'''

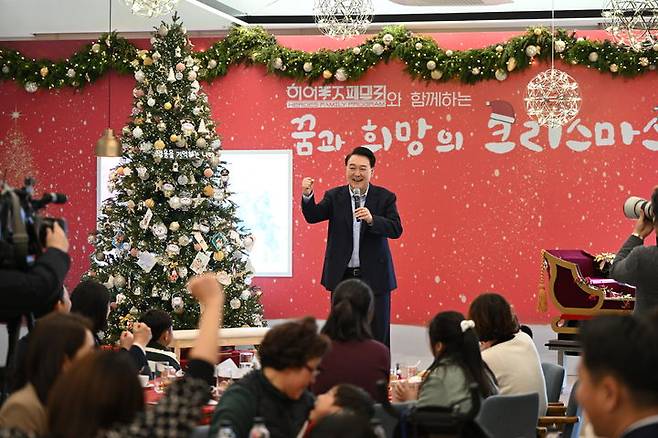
[301,147,402,347]
[610,186,658,315]
[577,315,658,438]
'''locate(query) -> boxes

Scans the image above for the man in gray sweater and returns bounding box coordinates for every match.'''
[610,187,658,315]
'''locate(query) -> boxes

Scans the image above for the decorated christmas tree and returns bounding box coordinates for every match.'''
[87,16,264,341]
[0,112,35,187]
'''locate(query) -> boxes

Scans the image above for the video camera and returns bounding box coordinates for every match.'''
[0,176,68,270]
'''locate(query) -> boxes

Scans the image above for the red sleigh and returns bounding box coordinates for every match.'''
[541,249,635,335]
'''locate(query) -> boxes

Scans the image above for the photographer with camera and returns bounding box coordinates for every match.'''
[610,187,658,315]
[0,221,70,318]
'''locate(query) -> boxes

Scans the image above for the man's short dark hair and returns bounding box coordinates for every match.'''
[258,317,330,370]
[140,309,173,345]
[344,147,376,168]
[581,315,658,407]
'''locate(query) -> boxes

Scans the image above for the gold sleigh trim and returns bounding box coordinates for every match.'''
[542,250,634,334]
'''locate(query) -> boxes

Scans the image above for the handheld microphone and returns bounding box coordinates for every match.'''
[353,187,361,222]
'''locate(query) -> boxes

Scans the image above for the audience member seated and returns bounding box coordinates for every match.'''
[0,313,95,435]
[393,311,497,413]
[312,279,390,402]
[299,383,375,437]
[469,293,547,416]
[139,309,181,371]
[41,273,223,438]
[71,279,151,373]
[6,286,72,394]
[210,317,331,438]
[577,315,658,438]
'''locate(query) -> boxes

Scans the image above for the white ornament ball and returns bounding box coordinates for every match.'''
[114,274,126,288]
[372,43,384,56]
[430,70,443,80]
[169,221,180,231]
[175,72,183,81]
[273,57,283,69]
[303,62,313,72]
[495,69,508,81]
[147,98,156,107]
[25,82,38,93]
[335,68,348,81]
[230,298,241,309]
[495,45,504,53]
[178,235,191,246]
[132,127,143,138]
[66,68,76,78]
[639,57,649,67]
[240,289,252,300]
[216,271,232,286]
[92,43,101,53]
[554,40,566,53]
[352,47,361,55]
[415,42,423,50]
[196,137,207,148]
[588,52,599,62]
[134,70,145,82]
[533,28,542,36]
[187,71,197,81]
[471,67,480,75]
[382,33,394,45]
[445,50,453,57]
[426,60,436,70]
[610,63,618,73]
[168,196,182,209]
[208,59,217,69]
[1,65,9,74]
[525,45,538,57]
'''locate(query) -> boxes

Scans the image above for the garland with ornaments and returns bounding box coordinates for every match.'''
[1,24,657,93]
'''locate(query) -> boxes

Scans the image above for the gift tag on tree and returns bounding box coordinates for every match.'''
[139,208,154,230]
[193,232,209,251]
[137,251,158,273]
[190,251,211,274]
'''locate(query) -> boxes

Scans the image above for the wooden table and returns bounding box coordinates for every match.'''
[172,327,269,360]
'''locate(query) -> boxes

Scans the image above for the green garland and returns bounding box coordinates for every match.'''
[1,24,656,92]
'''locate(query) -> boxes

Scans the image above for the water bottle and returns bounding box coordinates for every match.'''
[217,420,237,438]
[249,416,270,438]
[371,418,386,438]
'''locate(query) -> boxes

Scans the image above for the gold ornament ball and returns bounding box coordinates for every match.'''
[213,251,225,261]
[154,139,165,150]
[144,199,155,209]
[143,57,154,66]
[170,134,178,142]
[430,70,443,80]
[506,57,517,72]
[164,102,172,110]
[533,28,542,36]
[322,70,333,79]
[91,43,101,53]
[40,67,49,77]
[203,185,215,197]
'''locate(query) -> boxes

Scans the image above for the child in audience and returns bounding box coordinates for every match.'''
[139,309,181,370]
[468,292,547,416]
[313,279,390,402]
[298,383,375,438]
[393,311,497,413]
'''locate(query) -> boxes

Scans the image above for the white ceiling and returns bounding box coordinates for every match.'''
[0,0,607,40]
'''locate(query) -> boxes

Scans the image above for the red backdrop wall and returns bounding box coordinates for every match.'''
[1,30,656,325]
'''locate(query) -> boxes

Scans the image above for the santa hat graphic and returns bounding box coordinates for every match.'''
[486,100,516,124]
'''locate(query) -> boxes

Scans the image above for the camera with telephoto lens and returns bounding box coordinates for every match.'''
[0,177,68,269]
[623,196,654,221]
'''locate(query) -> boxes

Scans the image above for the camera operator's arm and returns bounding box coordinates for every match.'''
[0,222,70,314]
[610,212,654,284]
